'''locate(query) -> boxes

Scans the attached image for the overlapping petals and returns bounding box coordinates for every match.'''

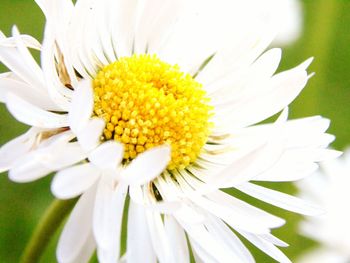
[0,0,341,263]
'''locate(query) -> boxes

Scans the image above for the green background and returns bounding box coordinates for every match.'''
[0,0,349,262]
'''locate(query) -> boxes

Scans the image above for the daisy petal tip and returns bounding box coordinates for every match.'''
[304,205,325,217]
[321,150,343,161]
[77,117,106,152]
[270,47,282,59]
[51,164,99,200]
[154,144,172,162]
[333,150,343,158]
[301,57,314,70]
[279,107,289,122]
[8,162,46,183]
[144,144,172,172]
[121,145,171,186]
[276,239,290,248]
[307,72,315,79]
[11,25,20,36]
[320,117,331,130]
[8,171,25,183]
[88,140,124,169]
[51,178,74,200]
[273,218,286,228]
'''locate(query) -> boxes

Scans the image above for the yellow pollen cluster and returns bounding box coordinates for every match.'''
[93,54,212,170]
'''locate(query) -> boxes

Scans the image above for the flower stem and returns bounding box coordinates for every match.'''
[20,198,78,263]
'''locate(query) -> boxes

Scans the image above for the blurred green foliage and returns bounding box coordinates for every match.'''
[0,0,349,262]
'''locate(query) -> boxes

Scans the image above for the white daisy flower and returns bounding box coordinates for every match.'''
[0,0,340,263]
[297,149,350,263]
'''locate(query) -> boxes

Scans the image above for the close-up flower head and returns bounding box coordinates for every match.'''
[0,0,348,263]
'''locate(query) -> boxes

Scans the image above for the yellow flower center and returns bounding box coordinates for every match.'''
[92,54,212,170]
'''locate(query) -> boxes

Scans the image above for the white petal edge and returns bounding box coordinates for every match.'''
[237,182,323,216]
[93,177,127,258]
[88,141,124,170]
[119,145,171,185]
[52,163,100,200]
[77,118,105,152]
[0,128,39,173]
[164,216,190,263]
[68,79,94,134]
[127,200,157,263]
[6,92,68,128]
[57,185,97,263]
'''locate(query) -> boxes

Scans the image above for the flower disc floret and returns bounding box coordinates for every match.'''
[93,54,212,170]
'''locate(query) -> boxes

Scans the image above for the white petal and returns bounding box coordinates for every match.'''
[36,0,76,100]
[43,142,87,170]
[65,232,95,263]
[190,238,219,263]
[35,0,76,85]
[0,31,45,90]
[57,185,97,263]
[145,207,174,263]
[159,0,277,74]
[86,0,118,64]
[68,80,94,134]
[6,92,68,128]
[164,216,190,263]
[127,201,157,263]
[174,204,206,225]
[77,118,105,152]
[128,185,144,205]
[0,34,41,50]
[65,0,106,77]
[189,194,270,234]
[0,73,58,110]
[178,219,243,263]
[52,163,100,200]
[120,145,171,185]
[237,182,323,216]
[40,27,72,110]
[208,48,282,106]
[207,190,285,229]
[214,59,311,130]
[205,216,255,263]
[8,155,52,183]
[135,0,186,54]
[154,175,181,201]
[206,218,255,263]
[272,0,302,46]
[178,172,284,230]
[202,130,284,191]
[260,233,289,248]
[196,4,278,85]
[255,149,340,182]
[282,116,333,148]
[88,141,124,170]
[0,128,39,172]
[93,177,127,260]
[238,230,291,263]
[9,139,86,183]
[129,185,181,215]
[297,248,348,263]
[109,0,139,57]
[7,131,74,182]
[11,26,45,87]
